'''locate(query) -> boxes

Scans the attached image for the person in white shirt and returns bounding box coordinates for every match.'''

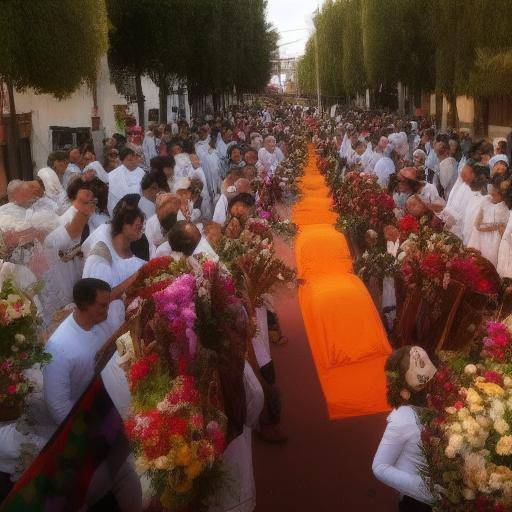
[81,145,110,184]
[145,193,181,256]
[63,147,82,189]
[149,154,175,192]
[435,139,458,200]
[196,126,222,202]
[43,278,142,511]
[216,125,235,179]
[374,146,397,189]
[257,136,284,177]
[138,170,161,219]
[468,177,510,267]
[107,147,145,216]
[373,346,437,511]
[41,182,97,326]
[37,150,70,213]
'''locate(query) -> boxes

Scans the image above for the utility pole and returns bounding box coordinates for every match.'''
[314,9,321,113]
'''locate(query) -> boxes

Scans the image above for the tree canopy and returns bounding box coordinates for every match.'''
[298,0,512,101]
[0,0,108,97]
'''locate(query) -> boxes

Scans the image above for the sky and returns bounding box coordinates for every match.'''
[266,0,317,58]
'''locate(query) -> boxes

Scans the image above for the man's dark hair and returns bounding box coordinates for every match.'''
[119,147,136,161]
[73,278,111,310]
[47,150,68,168]
[228,192,255,212]
[141,170,161,191]
[66,177,90,201]
[113,194,141,217]
[167,221,201,256]
[228,144,241,160]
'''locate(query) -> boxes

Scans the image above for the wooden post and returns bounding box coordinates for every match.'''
[6,80,20,180]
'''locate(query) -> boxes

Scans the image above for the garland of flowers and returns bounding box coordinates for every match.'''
[119,255,246,511]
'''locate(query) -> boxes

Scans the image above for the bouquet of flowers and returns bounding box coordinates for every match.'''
[398,230,500,303]
[218,217,296,312]
[420,320,512,511]
[354,249,399,283]
[334,172,396,238]
[120,255,248,511]
[0,279,50,420]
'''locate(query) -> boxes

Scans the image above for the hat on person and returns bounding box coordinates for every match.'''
[412,149,427,161]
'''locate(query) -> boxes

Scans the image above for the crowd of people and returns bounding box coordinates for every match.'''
[0,103,305,511]
[314,109,512,512]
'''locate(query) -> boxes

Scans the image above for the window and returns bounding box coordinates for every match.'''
[50,126,91,150]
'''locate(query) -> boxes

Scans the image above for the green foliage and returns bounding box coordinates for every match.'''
[0,0,108,97]
[298,0,512,101]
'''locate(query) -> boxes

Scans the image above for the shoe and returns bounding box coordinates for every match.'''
[256,424,288,444]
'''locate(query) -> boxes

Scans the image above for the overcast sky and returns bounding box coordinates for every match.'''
[266,0,317,58]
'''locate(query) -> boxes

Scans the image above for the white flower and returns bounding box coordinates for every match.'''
[448,433,463,452]
[445,445,457,458]
[464,364,477,375]
[462,488,475,500]
[14,334,25,343]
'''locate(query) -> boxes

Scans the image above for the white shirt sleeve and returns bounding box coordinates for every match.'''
[372,410,434,504]
[43,344,74,425]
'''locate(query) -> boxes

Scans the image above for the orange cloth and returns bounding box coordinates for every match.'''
[293,145,391,419]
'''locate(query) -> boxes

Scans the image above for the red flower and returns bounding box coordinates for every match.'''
[129,353,159,389]
[483,370,503,386]
[7,385,17,394]
[420,252,445,278]
[398,214,419,234]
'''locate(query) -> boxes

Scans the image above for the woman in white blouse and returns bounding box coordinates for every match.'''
[373,346,437,512]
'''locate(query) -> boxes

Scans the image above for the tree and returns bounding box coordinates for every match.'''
[106,0,163,128]
[0,0,107,178]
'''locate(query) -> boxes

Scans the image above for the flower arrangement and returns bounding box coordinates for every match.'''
[420,319,512,510]
[354,249,399,283]
[333,172,396,243]
[218,217,296,312]
[120,256,248,510]
[0,279,50,420]
[398,229,500,303]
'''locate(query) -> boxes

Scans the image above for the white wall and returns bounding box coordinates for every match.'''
[14,56,127,171]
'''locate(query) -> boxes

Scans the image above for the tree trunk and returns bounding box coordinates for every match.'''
[158,76,169,124]
[135,73,145,129]
[6,80,20,180]
[447,93,459,130]
[435,93,443,129]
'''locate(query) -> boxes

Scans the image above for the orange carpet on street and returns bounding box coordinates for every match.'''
[293,145,391,419]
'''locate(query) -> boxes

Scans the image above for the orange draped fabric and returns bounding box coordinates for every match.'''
[293,145,391,419]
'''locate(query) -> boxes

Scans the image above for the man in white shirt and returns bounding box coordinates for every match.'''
[107,147,145,216]
[63,147,82,189]
[368,136,389,172]
[145,193,181,256]
[216,125,235,179]
[195,125,221,202]
[41,182,96,326]
[43,278,142,511]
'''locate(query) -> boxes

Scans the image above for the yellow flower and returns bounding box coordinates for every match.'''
[154,455,171,470]
[475,381,505,397]
[175,444,192,467]
[135,455,150,473]
[496,436,512,456]
[185,459,204,480]
[495,418,510,436]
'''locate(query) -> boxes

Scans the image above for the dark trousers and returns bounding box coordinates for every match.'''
[399,496,432,512]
